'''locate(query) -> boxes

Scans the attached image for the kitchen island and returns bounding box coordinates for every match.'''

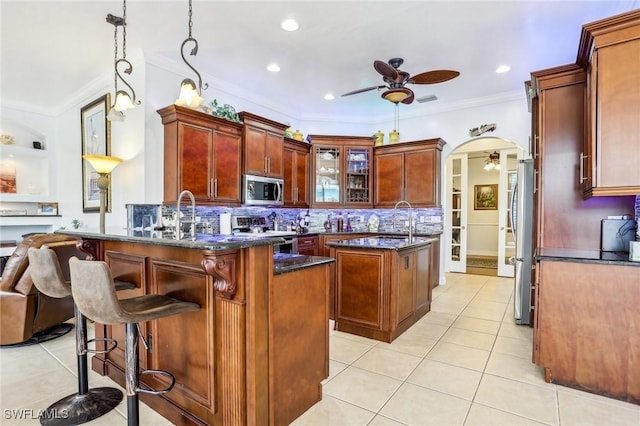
[56,228,334,426]
[535,248,640,404]
[327,236,439,342]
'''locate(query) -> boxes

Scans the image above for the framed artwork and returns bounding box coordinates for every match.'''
[37,202,59,215]
[81,93,111,212]
[0,164,17,193]
[474,184,498,210]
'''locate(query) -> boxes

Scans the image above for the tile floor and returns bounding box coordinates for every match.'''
[1,272,639,425]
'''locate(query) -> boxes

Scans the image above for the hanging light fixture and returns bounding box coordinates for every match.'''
[175,0,208,108]
[105,0,140,122]
[484,151,501,171]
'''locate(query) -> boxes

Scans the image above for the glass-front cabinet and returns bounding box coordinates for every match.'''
[310,135,374,208]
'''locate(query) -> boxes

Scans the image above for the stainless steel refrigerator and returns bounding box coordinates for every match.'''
[511,159,534,325]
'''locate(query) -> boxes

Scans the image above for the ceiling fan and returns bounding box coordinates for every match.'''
[342,58,460,104]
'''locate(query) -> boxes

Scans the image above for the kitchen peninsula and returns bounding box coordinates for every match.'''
[327,236,439,342]
[56,228,333,426]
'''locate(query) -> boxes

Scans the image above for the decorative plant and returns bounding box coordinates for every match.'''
[209,99,241,122]
[71,219,82,229]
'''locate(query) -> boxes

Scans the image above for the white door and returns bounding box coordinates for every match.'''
[497,150,518,277]
[447,154,468,273]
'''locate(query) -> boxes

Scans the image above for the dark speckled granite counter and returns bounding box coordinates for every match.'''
[56,228,286,250]
[273,253,334,275]
[536,248,640,267]
[326,236,438,250]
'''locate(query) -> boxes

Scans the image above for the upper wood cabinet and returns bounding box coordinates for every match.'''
[577,10,640,197]
[374,139,445,208]
[283,137,310,207]
[309,135,375,208]
[158,105,243,206]
[238,112,288,179]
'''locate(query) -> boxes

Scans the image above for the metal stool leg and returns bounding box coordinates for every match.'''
[126,323,140,426]
[39,307,123,426]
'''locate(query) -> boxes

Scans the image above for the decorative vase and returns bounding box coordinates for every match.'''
[293,130,304,141]
[389,130,400,144]
[374,130,384,146]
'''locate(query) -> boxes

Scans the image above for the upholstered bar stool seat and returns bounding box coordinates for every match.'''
[27,247,135,425]
[69,257,200,426]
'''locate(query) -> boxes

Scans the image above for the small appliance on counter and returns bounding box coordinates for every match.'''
[600,218,637,252]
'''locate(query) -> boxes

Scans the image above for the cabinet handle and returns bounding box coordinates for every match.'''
[214,179,218,198]
[579,152,589,184]
[268,157,271,173]
[264,157,268,174]
[294,187,298,202]
[533,135,539,159]
[534,170,538,194]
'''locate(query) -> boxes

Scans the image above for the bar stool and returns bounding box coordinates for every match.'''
[27,247,135,425]
[68,256,200,426]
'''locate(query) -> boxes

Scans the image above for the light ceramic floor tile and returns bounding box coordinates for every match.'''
[453,316,500,335]
[374,334,438,358]
[329,334,375,364]
[0,367,77,410]
[426,341,490,372]
[557,386,640,411]
[498,321,534,341]
[485,352,552,389]
[322,366,402,412]
[418,311,458,327]
[441,327,496,351]
[402,321,449,341]
[407,359,482,400]
[492,335,533,360]
[557,388,640,424]
[474,374,559,425]
[353,347,422,380]
[324,359,349,383]
[367,414,408,425]
[291,395,375,426]
[380,382,471,425]
[465,403,548,426]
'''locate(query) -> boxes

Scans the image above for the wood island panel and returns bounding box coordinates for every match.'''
[83,238,330,425]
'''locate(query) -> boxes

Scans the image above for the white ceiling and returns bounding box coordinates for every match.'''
[1,1,639,119]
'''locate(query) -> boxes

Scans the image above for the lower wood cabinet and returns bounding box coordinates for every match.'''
[297,235,318,256]
[535,260,640,404]
[331,242,435,343]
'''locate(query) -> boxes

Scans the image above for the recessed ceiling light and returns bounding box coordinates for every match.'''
[267,63,280,72]
[281,18,299,31]
[324,93,335,100]
[495,65,511,73]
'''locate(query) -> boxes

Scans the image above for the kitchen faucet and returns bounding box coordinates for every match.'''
[393,200,413,243]
[176,190,196,240]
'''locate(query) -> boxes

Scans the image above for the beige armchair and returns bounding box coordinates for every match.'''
[0,233,83,345]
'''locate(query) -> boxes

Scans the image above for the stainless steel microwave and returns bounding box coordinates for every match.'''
[243,174,284,206]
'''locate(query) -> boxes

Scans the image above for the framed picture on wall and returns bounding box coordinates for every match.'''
[81,93,111,212]
[474,184,498,210]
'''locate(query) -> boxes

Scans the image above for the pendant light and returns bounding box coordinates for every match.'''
[484,151,501,171]
[106,0,140,122]
[175,0,208,108]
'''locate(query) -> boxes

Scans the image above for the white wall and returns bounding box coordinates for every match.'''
[466,157,500,256]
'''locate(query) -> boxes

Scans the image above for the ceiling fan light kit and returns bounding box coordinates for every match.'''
[382,88,412,103]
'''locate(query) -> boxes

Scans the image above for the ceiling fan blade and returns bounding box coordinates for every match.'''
[341,85,386,96]
[410,70,460,84]
[401,90,415,104]
[374,60,398,80]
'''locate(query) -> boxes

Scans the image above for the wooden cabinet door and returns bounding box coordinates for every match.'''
[211,128,242,204]
[405,148,438,206]
[395,252,415,325]
[265,131,284,178]
[593,40,640,192]
[374,152,403,206]
[297,235,318,256]
[178,122,213,202]
[283,139,310,206]
[415,245,431,312]
[244,126,268,176]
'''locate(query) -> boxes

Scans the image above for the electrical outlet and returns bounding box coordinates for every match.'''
[419,216,425,223]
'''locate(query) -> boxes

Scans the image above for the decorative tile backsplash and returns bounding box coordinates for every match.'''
[158,205,443,236]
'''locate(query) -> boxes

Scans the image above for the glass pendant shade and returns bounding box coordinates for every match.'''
[175,79,204,108]
[382,88,411,103]
[83,155,123,174]
[113,90,135,111]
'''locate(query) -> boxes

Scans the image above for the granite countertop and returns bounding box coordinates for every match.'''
[536,248,640,267]
[273,253,335,275]
[325,236,438,251]
[303,231,442,237]
[56,228,286,251]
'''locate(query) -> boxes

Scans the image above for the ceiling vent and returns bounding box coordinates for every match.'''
[416,94,438,103]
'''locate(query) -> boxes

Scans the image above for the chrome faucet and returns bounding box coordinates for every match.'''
[176,190,196,240]
[393,200,413,243]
